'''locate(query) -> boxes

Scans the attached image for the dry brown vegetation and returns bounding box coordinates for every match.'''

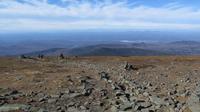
[0,56,200,112]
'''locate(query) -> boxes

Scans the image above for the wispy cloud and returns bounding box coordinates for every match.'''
[0,0,200,32]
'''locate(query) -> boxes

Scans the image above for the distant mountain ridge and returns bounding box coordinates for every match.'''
[169,41,200,45]
[1,40,200,56]
[23,41,200,56]
[66,45,168,56]
[25,45,168,56]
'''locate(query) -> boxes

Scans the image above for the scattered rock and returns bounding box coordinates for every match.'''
[69,93,82,98]
[1,57,200,112]
[9,90,19,95]
[0,104,30,112]
[143,92,150,97]
[115,90,125,96]
[187,83,200,112]
[150,96,165,106]
[125,62,138,71]
[82,88,93,96]
[137,102,152,110]
[99,72,110,81]
[100,89,108,97]
[47,99,57,103]
[119,102,133,111]
[79,76,92,84]
[38,108,48,112]
[39,96,48,102]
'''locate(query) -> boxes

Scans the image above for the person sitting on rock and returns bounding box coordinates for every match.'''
[59,53,65,59]
[38,54,44,59]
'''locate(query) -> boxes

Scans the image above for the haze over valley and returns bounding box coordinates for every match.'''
[0,31,200,56]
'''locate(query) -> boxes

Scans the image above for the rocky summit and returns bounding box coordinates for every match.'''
[0,56,200,112]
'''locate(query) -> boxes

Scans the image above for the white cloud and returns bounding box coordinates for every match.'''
[0,0,200,32]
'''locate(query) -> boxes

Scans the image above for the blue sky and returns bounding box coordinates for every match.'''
[1,0,200,32]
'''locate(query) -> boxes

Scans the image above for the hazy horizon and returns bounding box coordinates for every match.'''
[1,30,200,43]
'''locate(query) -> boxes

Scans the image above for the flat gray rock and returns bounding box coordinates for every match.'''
[0,104,30,112]
[187,83,200,112]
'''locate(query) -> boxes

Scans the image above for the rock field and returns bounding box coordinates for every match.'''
[0,56,200,112]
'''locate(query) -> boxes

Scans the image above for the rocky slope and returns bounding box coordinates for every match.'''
[0,56,200,112]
